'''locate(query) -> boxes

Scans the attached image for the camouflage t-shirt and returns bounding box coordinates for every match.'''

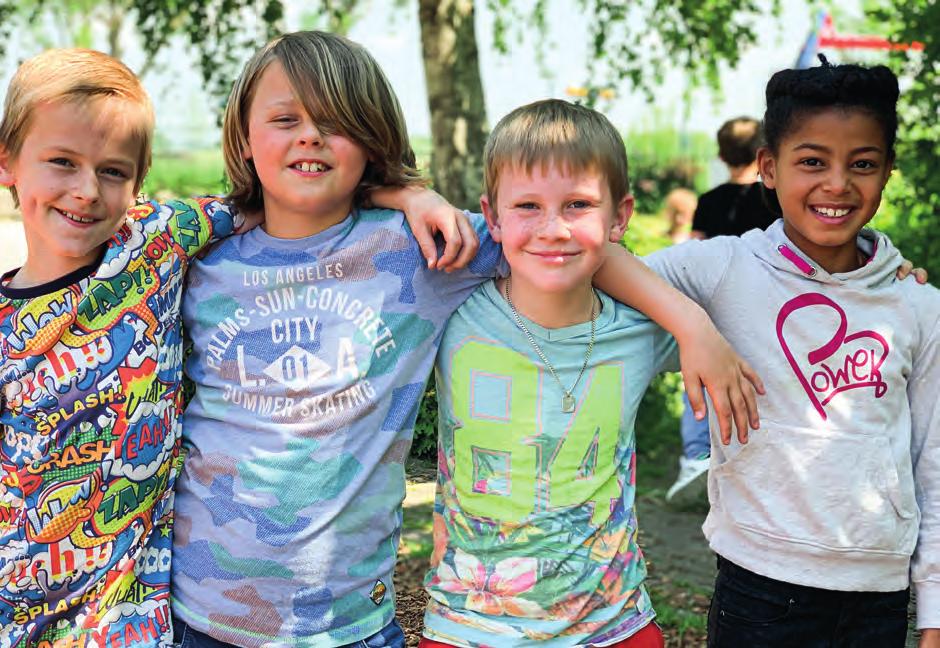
[172,209,503,647]
[0,198,240,648]
[423,281,678,646]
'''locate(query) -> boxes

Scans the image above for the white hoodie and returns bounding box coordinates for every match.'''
[646,220,940,629]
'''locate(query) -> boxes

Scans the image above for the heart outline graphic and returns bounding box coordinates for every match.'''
[776,293,889,420]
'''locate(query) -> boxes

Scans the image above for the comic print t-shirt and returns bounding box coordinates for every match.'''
[423,281,678,646]
[172,209,503,647]
[0,198,240,648]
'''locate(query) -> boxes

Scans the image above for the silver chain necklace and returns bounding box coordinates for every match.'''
[503,276,597,413]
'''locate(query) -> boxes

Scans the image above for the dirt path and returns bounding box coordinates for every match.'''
[636,496,715,591]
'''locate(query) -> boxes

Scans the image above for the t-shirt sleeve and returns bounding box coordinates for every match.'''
[128,196,243,262]
[642,238,734,308]
[425,211,506,303]
[908,296,940,629]
[463,211,507,278]
[653,326,680,374]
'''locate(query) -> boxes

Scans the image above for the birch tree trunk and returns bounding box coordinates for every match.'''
[417,0,488,210]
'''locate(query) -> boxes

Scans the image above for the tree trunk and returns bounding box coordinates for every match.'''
[106,1,125,60]
[418,0,488,211]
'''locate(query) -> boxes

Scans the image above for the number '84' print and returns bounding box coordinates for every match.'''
[451,341,624,526]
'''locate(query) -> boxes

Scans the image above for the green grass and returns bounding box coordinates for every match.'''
[142,149,227,198]
[648,590,710,635]
[401,501,434,560]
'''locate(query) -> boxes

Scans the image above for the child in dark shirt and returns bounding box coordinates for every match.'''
[689,116,779,240]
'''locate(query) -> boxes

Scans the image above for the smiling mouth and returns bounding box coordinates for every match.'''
[55,208,97,224]
[530,250,579,259]
[291,161,330,173]
[812,206,853,219]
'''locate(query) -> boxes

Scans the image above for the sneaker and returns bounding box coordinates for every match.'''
[665,455,710,501]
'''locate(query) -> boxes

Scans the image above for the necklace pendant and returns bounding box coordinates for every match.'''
[562,393,575,413]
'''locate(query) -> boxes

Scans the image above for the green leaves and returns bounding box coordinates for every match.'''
[0,0,300,121]
[487,0,780,107]
[866,0,940,277]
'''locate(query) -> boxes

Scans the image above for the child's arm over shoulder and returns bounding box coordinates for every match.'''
[130,196,252,261]
[908,287,940,636]
[370,185,479,271]
[593,239,762,445]
[642,236,737,305]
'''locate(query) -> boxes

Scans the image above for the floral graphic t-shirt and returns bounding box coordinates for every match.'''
[424,281,678,646]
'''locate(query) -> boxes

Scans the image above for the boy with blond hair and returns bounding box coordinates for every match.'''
[421,99,679,647]
[0,48,248,647]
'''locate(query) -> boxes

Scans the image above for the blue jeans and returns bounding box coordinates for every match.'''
[680,391,710,459]
[707,556,909,647]
[173,618,406,648]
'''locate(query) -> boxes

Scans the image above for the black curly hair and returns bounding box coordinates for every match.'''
[763,54,900,160]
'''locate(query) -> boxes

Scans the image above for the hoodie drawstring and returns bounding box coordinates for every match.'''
[777,244,817,277]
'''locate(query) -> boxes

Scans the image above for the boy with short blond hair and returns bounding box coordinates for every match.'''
[421,99,675,647]
[0,48,244,647]
[0,49,154,205]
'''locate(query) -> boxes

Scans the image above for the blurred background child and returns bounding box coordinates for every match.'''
[666,115,780,502]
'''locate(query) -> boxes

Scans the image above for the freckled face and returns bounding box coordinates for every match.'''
[482,162,631,297]
[759,108,892,271]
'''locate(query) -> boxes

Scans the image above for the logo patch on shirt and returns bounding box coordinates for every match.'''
[370,580,387,605]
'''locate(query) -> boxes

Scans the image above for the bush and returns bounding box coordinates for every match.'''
[623,213,674,256]
[630,158,702,215]
[142,149,227,198]
[867,0,940,282]
[625,127,714,215]
[623,222,685,488]
[635,373,686,487]
[871,163,940,280]
[412,377,438,462]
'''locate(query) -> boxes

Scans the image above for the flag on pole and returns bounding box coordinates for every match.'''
[795,10,826,68]
[796,10,924,68]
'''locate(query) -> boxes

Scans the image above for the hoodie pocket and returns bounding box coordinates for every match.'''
[712,425,918,554]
